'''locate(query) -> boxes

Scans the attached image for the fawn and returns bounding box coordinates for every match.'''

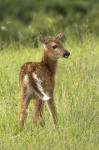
[19,33,70,129]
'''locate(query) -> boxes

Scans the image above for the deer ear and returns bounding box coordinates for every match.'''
[56,33,65,41]
[40,33,48,44]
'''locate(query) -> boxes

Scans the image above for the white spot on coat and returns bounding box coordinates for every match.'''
[32,73,50,101]
[42,95,50,101]
[24,74,33,97]
[24,74,29,84]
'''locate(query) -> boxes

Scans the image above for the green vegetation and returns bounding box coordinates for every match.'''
[0,32,98,150]
[0,0,99,43]
[0,0,99,149]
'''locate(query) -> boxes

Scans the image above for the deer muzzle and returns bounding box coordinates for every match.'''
[63,50,70,58]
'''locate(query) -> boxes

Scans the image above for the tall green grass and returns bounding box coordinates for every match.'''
[0,33,98,150]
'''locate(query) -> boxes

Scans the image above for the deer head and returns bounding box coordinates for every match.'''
[40,33,70,60]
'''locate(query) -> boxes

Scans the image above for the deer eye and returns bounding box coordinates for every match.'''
[52,45,58,49]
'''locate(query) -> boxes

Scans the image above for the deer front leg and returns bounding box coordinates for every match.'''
[19,94,30,129]
[47,99,57,128]
[32,99,45,127]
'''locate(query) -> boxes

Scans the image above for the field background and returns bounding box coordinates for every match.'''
[0,0,99,150]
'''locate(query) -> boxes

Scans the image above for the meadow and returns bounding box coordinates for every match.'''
[0,32,98,150]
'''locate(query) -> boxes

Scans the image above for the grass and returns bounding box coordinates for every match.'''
[0,33,98,150]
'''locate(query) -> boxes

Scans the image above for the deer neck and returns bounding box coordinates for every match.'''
[42,51,57,76]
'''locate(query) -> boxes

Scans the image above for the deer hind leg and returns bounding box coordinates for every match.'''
[32,99,45,127]
[39,101,45,127]
[47,100,57,128]
[19,88,30,129]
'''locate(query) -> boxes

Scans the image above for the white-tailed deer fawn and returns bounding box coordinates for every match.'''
[19,33,70,129]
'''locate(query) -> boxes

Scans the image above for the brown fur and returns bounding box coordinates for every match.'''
[19,33,70,129]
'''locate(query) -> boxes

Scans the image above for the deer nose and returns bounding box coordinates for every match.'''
[63,51,70,58]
